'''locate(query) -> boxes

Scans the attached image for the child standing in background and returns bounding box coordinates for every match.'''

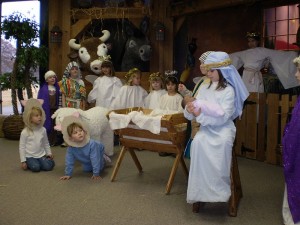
[58,61,86,110]
[19,98,55,172]
[37,70,61,146]
[144,72,167,109]
[111,68,148,110]
[59,115,106,180]
[159,71,183,112]
[87,60,123,108]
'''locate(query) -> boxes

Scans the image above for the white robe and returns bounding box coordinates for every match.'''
[230,47,298,92]
[184,82,236,203]
[144,89,167,109]
[87,76,123,108]
[283,184,300,225]
[111,85,148,110]
[159,93,183,112]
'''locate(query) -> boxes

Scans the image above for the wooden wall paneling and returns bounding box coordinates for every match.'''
[150,0,174,72]
[244,93,258,159]
[48,0,61,76]
[257,93,266,161]
[61,0,71,77]
[70,19,91,38]
[266,93,279,164]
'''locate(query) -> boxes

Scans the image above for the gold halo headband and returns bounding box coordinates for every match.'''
[202,59,232,71]
[125,68,141,80]
[293,56,300,67]
[246,32,260,38]
[149,72,163,81]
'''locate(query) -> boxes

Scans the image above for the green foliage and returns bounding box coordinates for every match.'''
[0,12,48,87]
[0,12,48,114]
[1,12,39,47]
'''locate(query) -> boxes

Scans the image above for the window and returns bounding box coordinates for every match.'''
[264,4,299,50]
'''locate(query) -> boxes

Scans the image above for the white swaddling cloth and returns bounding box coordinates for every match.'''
[192,99,225,117]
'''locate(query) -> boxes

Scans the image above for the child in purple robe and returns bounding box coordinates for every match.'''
[37,70,61,146]
[282,56,300,225]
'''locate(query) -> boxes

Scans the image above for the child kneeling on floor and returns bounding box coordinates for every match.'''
[59,115,106,180]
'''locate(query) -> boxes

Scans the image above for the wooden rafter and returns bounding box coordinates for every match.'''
[167,0,261,18]
[70,7,150,20]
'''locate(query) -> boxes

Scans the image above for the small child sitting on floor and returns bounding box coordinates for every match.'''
[19,98,55,172]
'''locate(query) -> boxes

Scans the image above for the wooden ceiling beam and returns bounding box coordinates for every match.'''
[70,7,150,20]
[167,0,262,18]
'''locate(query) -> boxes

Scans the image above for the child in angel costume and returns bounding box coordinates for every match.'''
[158,70,183,112]
[110,68,148,110]
[87,60,123,109]
[144,72,167,109]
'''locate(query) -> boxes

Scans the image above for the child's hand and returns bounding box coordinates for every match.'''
[46,154,54,159]
[21,162,27,170]
[186,102,195,114]
[91,175,102,180]
[178,84,186,92]
[60,176,71,180]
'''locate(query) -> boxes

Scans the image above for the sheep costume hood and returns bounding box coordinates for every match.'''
[202,51,249,119]
[61,115,90,148]
[22,98,46,130]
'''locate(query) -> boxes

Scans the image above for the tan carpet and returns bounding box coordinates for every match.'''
[0,138,284,225]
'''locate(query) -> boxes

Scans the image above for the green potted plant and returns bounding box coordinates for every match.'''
[0,12,48,139]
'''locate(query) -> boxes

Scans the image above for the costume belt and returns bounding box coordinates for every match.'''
[66,97,81,109]
[244,67,263,85]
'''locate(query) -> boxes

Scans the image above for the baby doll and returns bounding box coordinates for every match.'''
[19,98,55,172]
[144,72,167,109]
[111,68,148,110]
[87,60,123,108]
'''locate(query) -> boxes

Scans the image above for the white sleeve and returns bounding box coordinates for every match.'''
[42,128,52,155]
[229,52,244,70]
[19,130,27,162]
[87,79,99,103]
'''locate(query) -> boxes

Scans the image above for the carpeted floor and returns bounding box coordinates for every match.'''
[0,138,284,225]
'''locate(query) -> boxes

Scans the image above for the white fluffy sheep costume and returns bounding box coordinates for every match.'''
[52,106,114,156]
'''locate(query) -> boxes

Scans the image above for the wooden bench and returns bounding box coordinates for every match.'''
[109,108,189,194]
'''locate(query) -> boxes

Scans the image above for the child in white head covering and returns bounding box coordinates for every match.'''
[184,51,249,213]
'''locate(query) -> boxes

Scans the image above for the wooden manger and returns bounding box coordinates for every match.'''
[109,108,189,194]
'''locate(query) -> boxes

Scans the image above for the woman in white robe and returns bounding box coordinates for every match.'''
[184,51,249,212]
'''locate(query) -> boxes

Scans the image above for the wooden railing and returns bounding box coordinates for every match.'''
[234,93,298,165]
